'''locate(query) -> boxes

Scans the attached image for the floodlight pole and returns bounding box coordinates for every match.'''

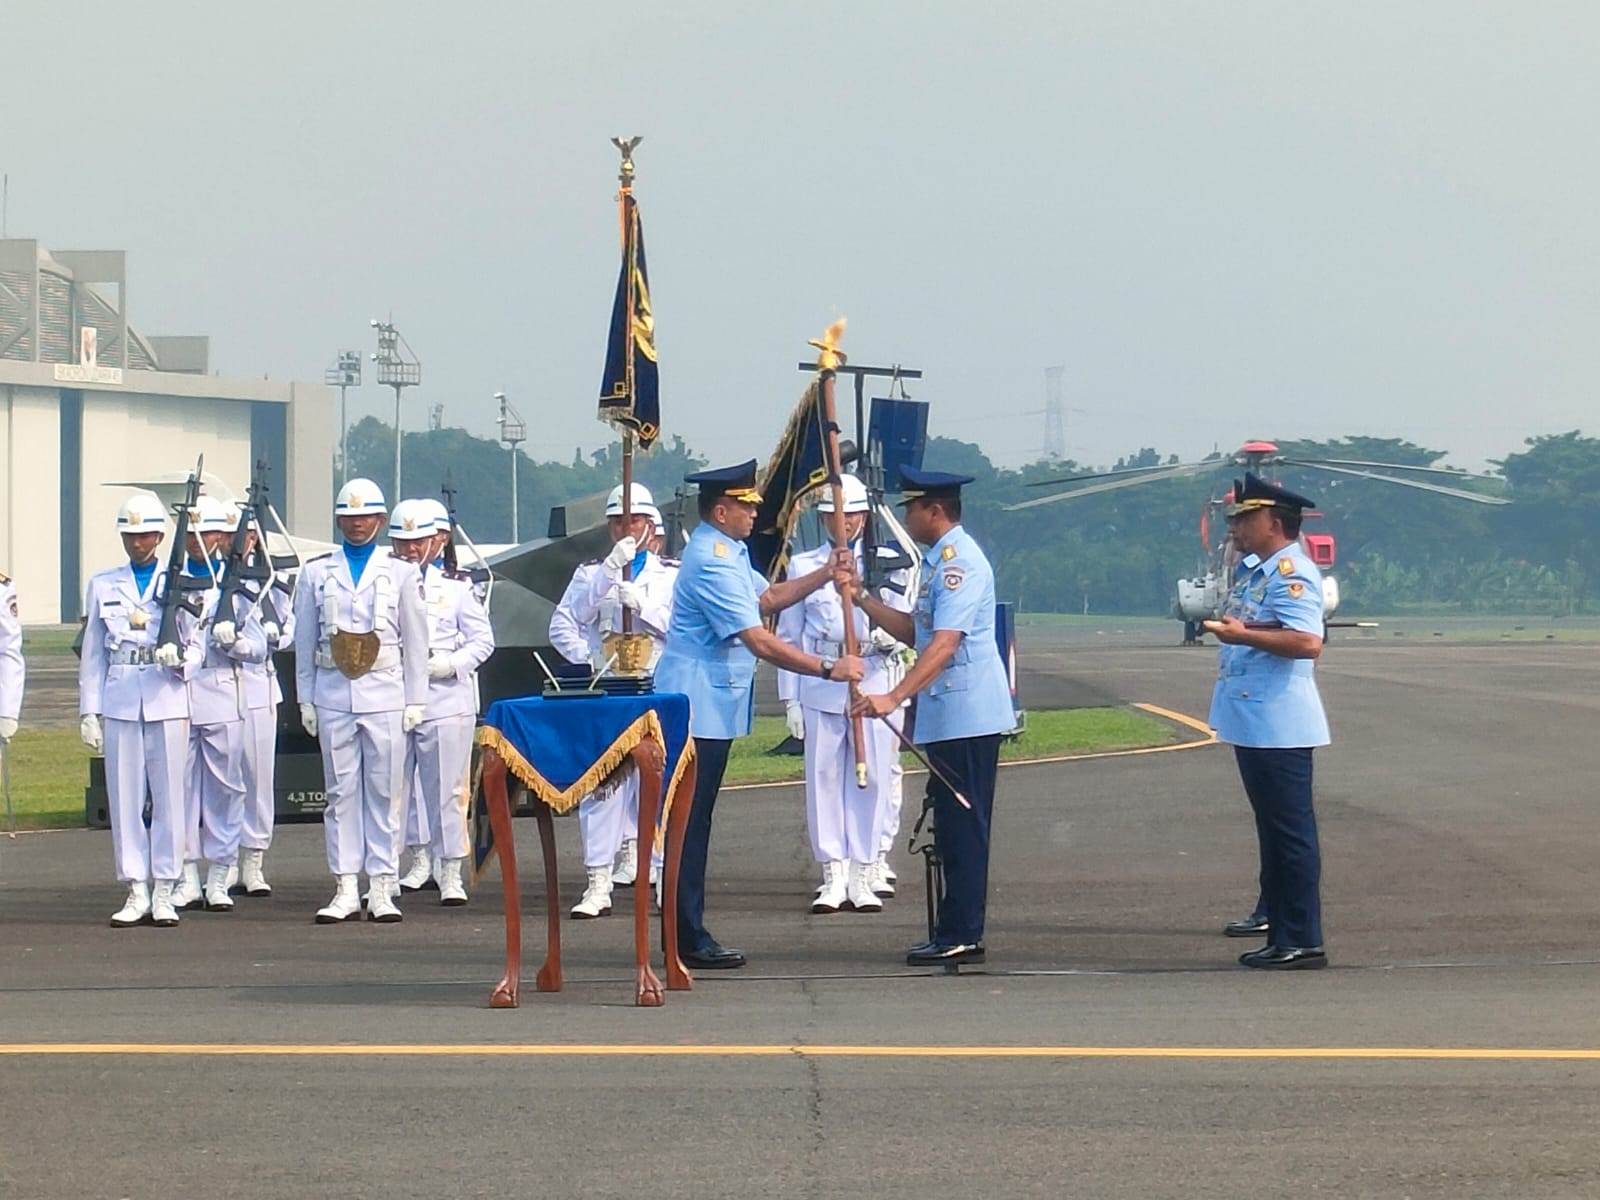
[371,319,421,503]
[495,390,528,543]
[325,351,362,483]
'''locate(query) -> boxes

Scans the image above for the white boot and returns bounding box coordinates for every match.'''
[239,848,272,897]
[438,857,469,907]
[812,860,847,914]
[223,862,240,894]
[367,874,403,922]
[316,875,362,924]
[150,879,181,927]
[110,880,151,928]
[570,865,613,919]
[361,876,400,908]
[172,861,203,910]
[399,847,433,892]
[612,838,639,887]
[651,864,662,914]
[871,851,896,898]
[203,863,235,912]
[847,860,883,913]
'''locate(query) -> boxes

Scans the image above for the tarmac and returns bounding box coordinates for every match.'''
[3,621,1599,1199]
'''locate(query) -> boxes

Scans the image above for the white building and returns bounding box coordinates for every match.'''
[0,239,333,623]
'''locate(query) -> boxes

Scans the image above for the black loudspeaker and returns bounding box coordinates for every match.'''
[868,397,929,491]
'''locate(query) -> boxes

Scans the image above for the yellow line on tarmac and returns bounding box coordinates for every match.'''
[2,1044,1598,1060]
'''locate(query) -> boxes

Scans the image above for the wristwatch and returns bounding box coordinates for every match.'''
[820,657,836,680]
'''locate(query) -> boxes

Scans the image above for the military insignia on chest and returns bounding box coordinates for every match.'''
[128,607,149,629]
[1278,558,1294,576]
[714,542,728,559]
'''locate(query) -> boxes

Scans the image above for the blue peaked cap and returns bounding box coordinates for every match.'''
[685,459,763,503]
[895,465,973,502]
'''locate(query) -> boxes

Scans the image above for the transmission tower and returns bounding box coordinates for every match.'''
[1043,365,1066,461]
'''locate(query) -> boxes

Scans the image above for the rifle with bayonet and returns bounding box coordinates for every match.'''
[154,457,211,663]
[215,459,275,631]
[439,474,493,596]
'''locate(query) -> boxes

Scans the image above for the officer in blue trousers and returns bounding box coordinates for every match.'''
[852,467,1015,966]
[654,460,865,970]
[1202,472,1331,970]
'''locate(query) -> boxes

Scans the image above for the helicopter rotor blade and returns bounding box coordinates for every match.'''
[1282,456,1504,483]
[1005,463,1211,511]
[1024,459,1211,489]
[1289,461,1510,504]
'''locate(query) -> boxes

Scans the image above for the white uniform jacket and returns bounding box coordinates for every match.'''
[0,574,22,722]
[421,563,496,719]
[189,573,270,726]
[548,552,677,668]
[79,563,200,722]
[777,544,913,716]
[293,548,428,714]
[238,576,296,712]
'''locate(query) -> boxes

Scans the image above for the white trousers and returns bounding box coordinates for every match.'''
[881,712,906,855]
[577,763,640,869]
[316,707,405,877]
[803,707,896,865]
[105,716,189,883]
[189,720,247,865]
[402,714,476,861]
[240,704,277,851]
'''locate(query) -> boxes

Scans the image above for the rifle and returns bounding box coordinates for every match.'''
[440,474,493,600]
[214,458,274,629]
[155,456,211,659]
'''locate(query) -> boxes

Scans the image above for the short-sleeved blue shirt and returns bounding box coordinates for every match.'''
[654,522,770,739]
[910,525,1015,744]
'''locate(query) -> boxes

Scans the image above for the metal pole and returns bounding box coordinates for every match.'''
[393,383,403,501]
[338,383,348,483]
[509,444,519,543]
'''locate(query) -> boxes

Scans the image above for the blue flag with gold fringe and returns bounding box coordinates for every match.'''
[747,377,833,580]
[598,193,660,448]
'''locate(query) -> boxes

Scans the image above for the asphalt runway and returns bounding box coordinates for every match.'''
[4,629,1600,1198]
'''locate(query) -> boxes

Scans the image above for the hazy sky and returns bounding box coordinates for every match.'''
[4,2,1595,472]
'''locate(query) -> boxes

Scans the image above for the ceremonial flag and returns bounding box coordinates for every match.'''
[747,378,833,580]
[598,192,660,448]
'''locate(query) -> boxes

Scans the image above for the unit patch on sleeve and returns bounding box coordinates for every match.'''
[942,567,965,590]
[1288,582,1305,598]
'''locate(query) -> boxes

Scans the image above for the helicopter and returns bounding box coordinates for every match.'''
[1005,439,1511,643]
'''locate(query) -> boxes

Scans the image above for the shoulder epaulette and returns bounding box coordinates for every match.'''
[304,551,333,564]
[0,571,10,585]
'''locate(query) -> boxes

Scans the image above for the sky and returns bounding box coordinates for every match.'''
[3,1,1595,473]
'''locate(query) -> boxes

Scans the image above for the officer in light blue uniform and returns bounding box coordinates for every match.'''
[853,466,1015,966]
[654,460,864,970]
[1203,473,1331,970]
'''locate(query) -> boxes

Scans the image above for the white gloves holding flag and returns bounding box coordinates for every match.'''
[428,653,455,681]
[869,627,901,654]
[617,580,643,612]
[402,705,425,733]
[785,700,805,741]
[604,536,638,574]
[300,703,319,739]
[80,714,104,753]
[211,620,237,648]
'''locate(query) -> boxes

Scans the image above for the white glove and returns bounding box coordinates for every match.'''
[0,716,17,742]
[299,703,319,738]
[869,627,901,654]
[211,620,237,648]
[262,621,281,647]
[80,714,103,753]
[785,700,805,741]
[154,643,182,668]
[616,580,643,612]
[427,653,455,681]
[603,536,638,572]
[402,704,425,733]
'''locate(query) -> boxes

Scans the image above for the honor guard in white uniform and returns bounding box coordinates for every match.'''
[294,479,429,924]
[389,499,494,906]
[0,570,22,749]
[228,502,295,897]
[79,492,203,928]
[548,482,677,918]
[180,495,270,912]
[776,475,913,914]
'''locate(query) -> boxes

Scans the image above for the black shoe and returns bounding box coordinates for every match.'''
[683,941,746,970]
[1239,945,1327,970]
[906,942,985,966]
[1223,915,1270,938]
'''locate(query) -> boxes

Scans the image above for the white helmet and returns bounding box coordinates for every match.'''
[418,498,451,533]
[817,474,870,514]
[187,494,232,533]
[219,501,244,533]
[116,491,169,532]
[605,482,656,517]
[335,478,387,516]
[388,499,434,540]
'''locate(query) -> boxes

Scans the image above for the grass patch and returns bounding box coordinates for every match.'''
[723,706,1179,787]
[1,727,92,830]
[22,625,81,656]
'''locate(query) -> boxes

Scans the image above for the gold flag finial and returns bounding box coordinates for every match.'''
[611,135,642,190]
[808,317,848,371]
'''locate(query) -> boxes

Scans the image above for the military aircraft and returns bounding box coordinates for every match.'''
[1005,439,1510,643]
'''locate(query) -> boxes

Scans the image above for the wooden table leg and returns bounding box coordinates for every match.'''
[662,754,696,992]
[533,797,563,992]
[629,739,667,1007]
[483,749,521,1009]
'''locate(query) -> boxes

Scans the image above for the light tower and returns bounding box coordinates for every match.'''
[370,318,421,502]
[325,350,361,481]
[1043,364,1066,462]
[495,390,528,543]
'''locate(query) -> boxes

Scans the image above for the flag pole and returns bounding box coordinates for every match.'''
[613,136,641,635]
